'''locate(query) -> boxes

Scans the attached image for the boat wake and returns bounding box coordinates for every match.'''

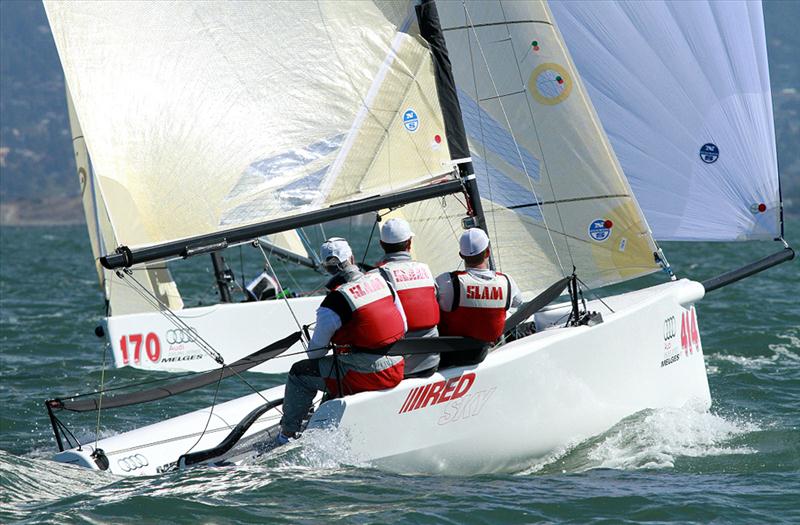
[250,426,370,472]
[521,405,760,475]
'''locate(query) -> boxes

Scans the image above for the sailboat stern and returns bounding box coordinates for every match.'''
[304,279,711,475]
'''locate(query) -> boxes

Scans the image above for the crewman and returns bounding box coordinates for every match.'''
[436,228,523,343]
[277,237,406,444]
[375,218,440,377]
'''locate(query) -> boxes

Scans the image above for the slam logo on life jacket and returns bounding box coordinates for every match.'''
[398,372,475,414]
[466,285,503,301]
[392,266,431,283]
[346,277,385,299]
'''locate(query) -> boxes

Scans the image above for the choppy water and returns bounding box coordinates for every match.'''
[1,222,798,524]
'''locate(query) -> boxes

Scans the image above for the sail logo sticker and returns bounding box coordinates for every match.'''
[699,143,719,163]
[529,63,572,105]
[403,108,419,133]
[588,219,612,242]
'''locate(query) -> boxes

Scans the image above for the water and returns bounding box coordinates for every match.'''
[1,222,798,524]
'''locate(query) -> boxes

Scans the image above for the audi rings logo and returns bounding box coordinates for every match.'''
[166,327,197,345]
[663,316,677,340]
[117,453,149,472]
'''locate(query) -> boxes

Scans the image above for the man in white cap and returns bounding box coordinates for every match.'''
[375,218,440,377]
[277,237,407,444]
[436,228,523,344]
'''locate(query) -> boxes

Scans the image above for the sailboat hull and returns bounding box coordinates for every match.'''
[53,279,710,476]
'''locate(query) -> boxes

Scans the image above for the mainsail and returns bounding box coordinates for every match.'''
[551,0,782,241]
[45,0,454,251]
[394,0,662,294]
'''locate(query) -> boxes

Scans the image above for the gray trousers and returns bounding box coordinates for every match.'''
[280,353,402,435]
[403,326,440,377]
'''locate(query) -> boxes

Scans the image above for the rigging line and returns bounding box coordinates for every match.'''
[239,245,246,294]
[117,270,274,406]
[120,269,224,364]
[575,276,615,314]
[182,366,224,457]
[277,255,304,295]
[257,243,308,352]
[497,0,573,272]
[462,2,567,276]
[94,342,109,450]
[362,213,380,265]
[465,9,501,269]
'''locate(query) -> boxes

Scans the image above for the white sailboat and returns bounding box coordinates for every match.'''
[42,0,792,476]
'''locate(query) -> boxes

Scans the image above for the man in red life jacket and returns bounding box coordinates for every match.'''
[376,218,440,377]
[277,237,407,444]
[436,228,523,344]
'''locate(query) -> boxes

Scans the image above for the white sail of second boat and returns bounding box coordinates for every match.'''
[551,0,781,241]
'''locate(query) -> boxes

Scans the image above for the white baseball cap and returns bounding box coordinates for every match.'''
[459,228,490,257]
[320,237,353,264]
[380,218,415,244]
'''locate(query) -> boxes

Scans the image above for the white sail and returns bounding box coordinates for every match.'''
[392,0,661,295]
[66,88,183,315]
[551,0,781,241]
[45,1,454,250]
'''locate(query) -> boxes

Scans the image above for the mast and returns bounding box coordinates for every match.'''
[416,0,488,235]
[210,252,233,303]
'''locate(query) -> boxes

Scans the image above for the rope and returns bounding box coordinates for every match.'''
[120,269,224,365]
[257,243,308,352]
[575,275,615,314]
[181,366,225,457]
[117,270,275,406]
[464,11,501,269]
[93,342,109,449]
[462,2,569,276]
[362,213,380,265]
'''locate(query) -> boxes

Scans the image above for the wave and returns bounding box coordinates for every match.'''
[708,329,800,370]
[522,405,760,474]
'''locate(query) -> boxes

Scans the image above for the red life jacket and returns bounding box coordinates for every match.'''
[377,259,439,332]
[330,271,406,350]
[438,270,511,343]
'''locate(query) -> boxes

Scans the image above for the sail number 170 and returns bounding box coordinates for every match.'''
[119,333,161,364]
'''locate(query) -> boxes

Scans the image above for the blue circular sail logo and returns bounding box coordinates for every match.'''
[588,219,611,242]
[403,108,419,133]
[699,143,719,164]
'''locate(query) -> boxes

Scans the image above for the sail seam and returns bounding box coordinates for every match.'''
[478,90,527,102]
[507,194,631,209]
[443,20,551,32]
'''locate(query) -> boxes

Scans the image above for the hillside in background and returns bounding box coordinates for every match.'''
[1,0,798,224]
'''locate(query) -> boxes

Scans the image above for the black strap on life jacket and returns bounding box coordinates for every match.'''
[449,271,461,310]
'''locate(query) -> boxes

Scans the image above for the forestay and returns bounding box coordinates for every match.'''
[551,0,781,241]
[45,1,454,251]
[389,0,661,295]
